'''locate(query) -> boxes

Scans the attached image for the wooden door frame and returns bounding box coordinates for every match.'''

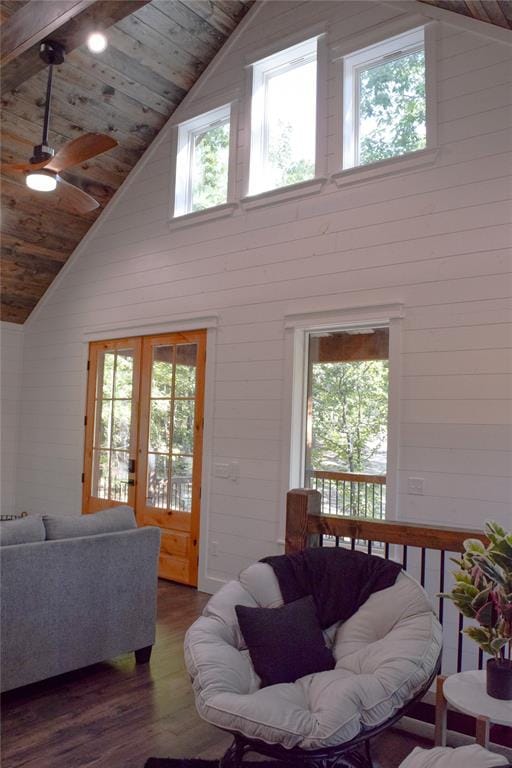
[82,337,142,514]
[135,330,206,587]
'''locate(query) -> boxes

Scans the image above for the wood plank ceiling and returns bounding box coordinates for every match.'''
[1,0,510,324]
[418,0,512,28]
[0,0,253,323]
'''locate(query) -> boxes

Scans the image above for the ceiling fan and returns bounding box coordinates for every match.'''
[2,40,118,214]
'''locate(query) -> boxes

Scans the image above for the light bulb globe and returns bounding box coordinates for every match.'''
[26,171,57,192]
[87,32,107,54]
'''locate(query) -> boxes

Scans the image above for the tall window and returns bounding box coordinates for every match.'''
[305,328,389,519]
[174,104,231,216]
[249,37,318,196]
[343,27,426,169]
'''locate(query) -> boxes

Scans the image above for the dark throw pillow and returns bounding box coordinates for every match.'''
[235,595,335,687]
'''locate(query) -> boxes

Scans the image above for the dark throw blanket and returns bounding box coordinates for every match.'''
[262,547,402,629]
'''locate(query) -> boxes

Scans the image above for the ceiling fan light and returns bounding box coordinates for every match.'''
[87,31,107,54]
[26,170,57,192]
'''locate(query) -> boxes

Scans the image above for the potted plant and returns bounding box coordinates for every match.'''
[443,521,512,700]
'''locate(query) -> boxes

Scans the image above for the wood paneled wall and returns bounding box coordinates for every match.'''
[11,0,512,592]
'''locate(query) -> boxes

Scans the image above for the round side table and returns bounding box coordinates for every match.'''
[434,671,512,749]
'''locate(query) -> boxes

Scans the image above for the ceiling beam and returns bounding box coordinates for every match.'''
[1,0,95,65]
[1,0,151,93]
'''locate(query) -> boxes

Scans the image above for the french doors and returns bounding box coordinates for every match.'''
[82,330,206,586]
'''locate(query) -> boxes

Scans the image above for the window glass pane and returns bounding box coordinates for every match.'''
[172,399,195,455]
[253,52,316,195]
[191,120,230,212]
[357,48,425,165]
[305,329,389,520]
[114,349,134,398]
[171,455,193,512]
[151,345,174,397]
[149,399,171,453]
[112,399,132,450]
[175,344,197,398]
[147,453,170,509]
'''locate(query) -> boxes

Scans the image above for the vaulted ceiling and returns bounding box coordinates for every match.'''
[0,0,253,323]
[0,0,510,324]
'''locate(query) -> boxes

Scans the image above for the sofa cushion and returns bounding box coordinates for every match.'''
[43,506,137,540]
[0,515,45,546]
[400,745,509,767]
[235,595,335,687]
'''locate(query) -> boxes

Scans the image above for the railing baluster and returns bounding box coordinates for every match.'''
[350,537,356,551]
[438,551,445,626]
[335,536,340,547]
[478,648,483,671]
[402,545,408,569]
[457,612,464,673]
[367,540,372,556]
[385,542,390,559]
[420,547,426,587]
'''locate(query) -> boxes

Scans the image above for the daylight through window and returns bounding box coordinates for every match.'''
[174,104,231,216]
[249,37,318,196]
[343,28,426,169]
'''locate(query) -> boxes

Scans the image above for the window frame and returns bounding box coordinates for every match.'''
[173,103,233,218]
[342,26,427,171]
[248,36,320,197]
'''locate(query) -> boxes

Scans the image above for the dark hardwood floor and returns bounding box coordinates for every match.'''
[1,580,431,768]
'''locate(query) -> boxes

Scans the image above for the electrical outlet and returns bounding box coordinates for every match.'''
[211,541,218,556]
[214,463,230,479]
[408,477,424,495]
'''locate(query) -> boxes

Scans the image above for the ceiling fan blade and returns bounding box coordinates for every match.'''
[46,133,118,173]
[55,177,100,214]
[1,159,49,173]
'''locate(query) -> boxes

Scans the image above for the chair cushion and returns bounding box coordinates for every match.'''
[0,515,45,546]
[399,745,509,767]
[43,506,136,540]
[235,595,335,686]
[185,563,442,751]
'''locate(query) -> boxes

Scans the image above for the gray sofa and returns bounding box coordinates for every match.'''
[0,507,160,692]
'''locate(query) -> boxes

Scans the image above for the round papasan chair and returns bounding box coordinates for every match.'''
[184,558,443,768]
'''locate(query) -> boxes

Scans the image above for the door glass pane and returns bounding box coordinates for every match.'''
[111,451,129,502]
[151,345,174,397]
[112,400,131,449]
[149,400,171,453]
[98,400,112,447]
[92,449,110,498]
[173,399,195,455]
[175,344,197,397]
[101,352,115,398]
[115,349,134,398]
[147,453,169,509]
[171,455,193,512]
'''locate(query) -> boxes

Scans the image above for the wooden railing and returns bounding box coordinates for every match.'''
[310,469,386,519]
[286,488,489,675]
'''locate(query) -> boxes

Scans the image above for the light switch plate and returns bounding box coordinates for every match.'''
[408,477,424,495]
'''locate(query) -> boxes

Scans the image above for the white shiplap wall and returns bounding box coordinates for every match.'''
[1,322,23,516]
[15,0,512,592]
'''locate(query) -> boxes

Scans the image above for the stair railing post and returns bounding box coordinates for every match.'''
[285,488,322,553]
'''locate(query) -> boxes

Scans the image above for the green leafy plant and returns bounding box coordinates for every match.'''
[442,521,512,661]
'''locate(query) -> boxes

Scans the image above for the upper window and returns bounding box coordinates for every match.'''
[343,27,426,169]
[174,104,231,216]
[249,37,318,196]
